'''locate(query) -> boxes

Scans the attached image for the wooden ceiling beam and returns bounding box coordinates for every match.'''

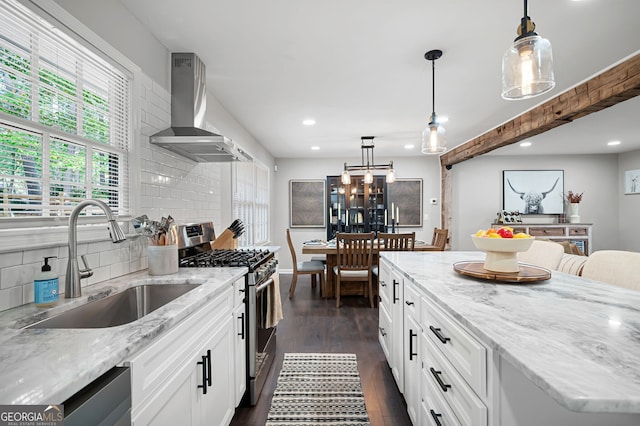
[440,53,640,168]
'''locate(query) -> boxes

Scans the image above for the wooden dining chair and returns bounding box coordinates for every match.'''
[286,229,326,299]
[422,227,448,251]
[334,232,375,308]
[373,232,416,276]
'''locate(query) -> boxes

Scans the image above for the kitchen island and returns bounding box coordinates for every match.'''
[381,251,640,425]
[0,267,246,405]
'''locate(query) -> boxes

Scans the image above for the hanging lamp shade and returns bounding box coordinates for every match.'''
[421,49,446,154]
[341,164,351,185]
[501,1,555,100]
[386,163,396,183]
[422,114,447,154]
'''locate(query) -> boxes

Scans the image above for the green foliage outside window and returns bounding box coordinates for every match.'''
[1,46,118,217]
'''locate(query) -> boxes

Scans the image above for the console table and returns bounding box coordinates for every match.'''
[491,223,592,255]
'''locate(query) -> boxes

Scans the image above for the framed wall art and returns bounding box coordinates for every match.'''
[503,170,564,215]
[624,169,640,194]
[387,178,423,227]
[289,179,326,227]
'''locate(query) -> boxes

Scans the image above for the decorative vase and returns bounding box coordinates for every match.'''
[569,203,580,224]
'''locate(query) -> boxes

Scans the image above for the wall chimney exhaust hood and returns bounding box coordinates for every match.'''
[150,53,250,162]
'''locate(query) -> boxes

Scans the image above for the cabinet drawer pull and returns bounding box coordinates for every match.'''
[197,354,208,394]
[429,325,451,344]
[430,409,443,426]
[405,300,414,306]
[379,327,387,337]
[393,279,399,303]
[430,367,451,392]
[380,280,387,287]
[238,312,245,339]
[206,349,212,387]
[409,329,417,360]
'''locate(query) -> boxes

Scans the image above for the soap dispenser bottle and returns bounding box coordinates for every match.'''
[34,256,58,307]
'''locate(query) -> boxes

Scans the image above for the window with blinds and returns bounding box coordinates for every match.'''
[0,0,130,219]
[232,160,270,246]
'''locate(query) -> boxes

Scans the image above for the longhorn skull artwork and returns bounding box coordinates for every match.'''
[507,177,560,214]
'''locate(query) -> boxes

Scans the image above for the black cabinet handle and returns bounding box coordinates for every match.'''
[379,326,386,337]
[393,279,399,303]
[429,325,451,344]
[380,280,386,287]
[405,300,414,306]
[197,354,208,394]
[206,349,212,387]
[409,329,417,361]
[429,367,451,392]
[430,409,443,426]
[238,312,245,339]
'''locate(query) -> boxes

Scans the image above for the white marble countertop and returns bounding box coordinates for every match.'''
[0,266,247,405]
[381,251,640,414]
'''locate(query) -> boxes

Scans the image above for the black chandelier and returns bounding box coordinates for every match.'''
[341,136,395,185]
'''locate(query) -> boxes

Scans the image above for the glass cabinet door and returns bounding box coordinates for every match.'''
[326,175,388,239]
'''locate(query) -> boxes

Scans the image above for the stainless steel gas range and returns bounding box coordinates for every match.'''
[175,222,278,406]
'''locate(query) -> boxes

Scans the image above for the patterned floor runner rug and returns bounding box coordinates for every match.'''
[265,353,371,426]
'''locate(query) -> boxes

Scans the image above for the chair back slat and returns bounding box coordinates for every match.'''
[378,232,416,251]
[431,228,448,251]
[336,232,374,271]
[286,229,298,271]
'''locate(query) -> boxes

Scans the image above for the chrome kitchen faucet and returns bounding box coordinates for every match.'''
[65,199,126,298]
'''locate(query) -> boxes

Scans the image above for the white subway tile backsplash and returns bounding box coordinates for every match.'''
[1,263,38,289]
[0,252,23,268]
[100,247,130,267]
[0,286,23,311]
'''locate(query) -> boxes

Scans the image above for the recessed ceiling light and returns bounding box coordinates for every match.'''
[302,119,316,126]
[607,140,621,146]
[311,146,320,150]
[404,144,415,149]
[520,141,532,147]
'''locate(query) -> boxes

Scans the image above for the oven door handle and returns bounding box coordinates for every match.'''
[255,278,274,295]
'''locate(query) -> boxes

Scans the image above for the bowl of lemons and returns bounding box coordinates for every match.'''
[471,227,533,272]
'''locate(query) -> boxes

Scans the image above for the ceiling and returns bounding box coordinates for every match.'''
[120,0,640,160]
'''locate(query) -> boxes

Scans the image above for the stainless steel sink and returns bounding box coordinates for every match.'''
[25,284,201,329]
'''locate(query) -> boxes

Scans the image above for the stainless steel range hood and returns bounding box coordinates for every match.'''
[150,53,250,162]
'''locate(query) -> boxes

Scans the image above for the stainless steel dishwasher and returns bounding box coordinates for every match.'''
[62,366,131,425]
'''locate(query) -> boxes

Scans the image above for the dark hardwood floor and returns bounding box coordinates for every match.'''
[230,273,412,426]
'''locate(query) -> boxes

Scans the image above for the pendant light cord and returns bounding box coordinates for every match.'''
[431,58,436,116]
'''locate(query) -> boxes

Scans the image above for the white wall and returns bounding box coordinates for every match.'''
[618,149,640,252]
[273,155,441,270]
[450,154,621,252]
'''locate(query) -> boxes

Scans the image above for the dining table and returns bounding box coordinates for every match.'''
[301,239,442,298]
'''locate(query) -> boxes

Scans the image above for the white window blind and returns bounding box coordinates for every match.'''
[232,160,270,246]
[0,0,130,219]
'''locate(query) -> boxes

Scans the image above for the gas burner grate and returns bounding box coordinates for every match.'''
[179,248,272,270]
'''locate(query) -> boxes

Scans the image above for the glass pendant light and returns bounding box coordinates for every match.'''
[421,49,447,154]
[341,164,351,185]
[364,169,373,184]
[502,0,555,100]
[386,163,396,183]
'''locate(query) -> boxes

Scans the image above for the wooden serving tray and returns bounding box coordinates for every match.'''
[453,261,551,283]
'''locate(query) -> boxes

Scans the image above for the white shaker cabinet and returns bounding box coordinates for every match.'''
[126,285,236,426]
[378,258,405,393]
[232,277,247,406]
[403,280,422,425]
